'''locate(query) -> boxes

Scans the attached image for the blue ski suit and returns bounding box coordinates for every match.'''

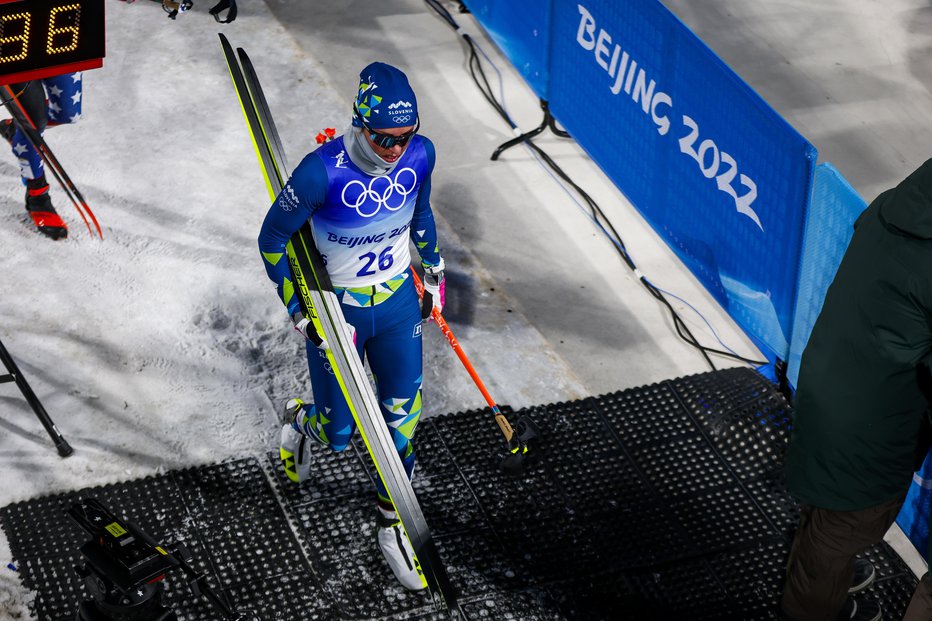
[258,133,441,504]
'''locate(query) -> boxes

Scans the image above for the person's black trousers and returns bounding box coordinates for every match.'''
[780,496,905,620]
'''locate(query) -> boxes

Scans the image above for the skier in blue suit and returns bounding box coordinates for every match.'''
[258,62,444,591]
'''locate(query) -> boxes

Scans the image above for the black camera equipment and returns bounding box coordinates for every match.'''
[0,337,72,457]
[69,498,259,621]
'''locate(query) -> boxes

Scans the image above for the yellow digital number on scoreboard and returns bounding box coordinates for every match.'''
[47,4,81,55]
[0,13,30,63]
[0,0,104,84]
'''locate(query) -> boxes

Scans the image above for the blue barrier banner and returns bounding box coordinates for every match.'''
[546,0,816,361]
[461,0,551,100]
[465,0,928,565]
[787,163,867,389]
[898,449,932,563]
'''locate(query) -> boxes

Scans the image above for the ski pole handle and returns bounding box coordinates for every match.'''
[410,268,515,442]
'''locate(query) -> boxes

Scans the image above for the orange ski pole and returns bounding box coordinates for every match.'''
[410,268,517,443]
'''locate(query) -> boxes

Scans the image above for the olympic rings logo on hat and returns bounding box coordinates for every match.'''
[341,167,418,218]
[392,115,412,124]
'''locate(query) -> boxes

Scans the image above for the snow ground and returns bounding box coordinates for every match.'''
[0,0,750,514]
[0,1,619,613]
[0,0,927,616]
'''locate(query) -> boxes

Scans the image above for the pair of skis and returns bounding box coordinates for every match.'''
[2,85,103,239]
[219,34,461,617]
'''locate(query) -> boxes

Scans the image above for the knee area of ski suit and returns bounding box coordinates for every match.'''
[304,275,424,464]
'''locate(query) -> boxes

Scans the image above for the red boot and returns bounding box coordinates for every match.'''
[25,177,67,240]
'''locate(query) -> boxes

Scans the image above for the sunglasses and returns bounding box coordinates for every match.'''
[367,125,418,149]
[355,105,419,148]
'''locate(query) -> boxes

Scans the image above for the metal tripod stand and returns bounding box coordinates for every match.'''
[0,337,73,456]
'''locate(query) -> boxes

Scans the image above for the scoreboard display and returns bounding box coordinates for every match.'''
[0,0,104,84]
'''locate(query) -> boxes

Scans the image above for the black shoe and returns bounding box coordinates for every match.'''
[849,558,876,594]
[839,597,881,621]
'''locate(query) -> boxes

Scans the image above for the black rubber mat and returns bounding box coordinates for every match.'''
[1,367,921,620]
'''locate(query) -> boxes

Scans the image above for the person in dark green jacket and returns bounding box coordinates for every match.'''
[780,158,932,621]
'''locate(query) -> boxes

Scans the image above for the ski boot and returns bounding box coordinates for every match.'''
[376,504,426,591]
[25,177,67,240]
[279,398,326,483]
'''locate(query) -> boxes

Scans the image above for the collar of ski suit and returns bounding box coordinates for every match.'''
[345,125,402,177]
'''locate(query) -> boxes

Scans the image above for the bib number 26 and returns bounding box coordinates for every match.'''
[356,247,393,277]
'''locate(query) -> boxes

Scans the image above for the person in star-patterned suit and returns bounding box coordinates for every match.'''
[1,72,83,239]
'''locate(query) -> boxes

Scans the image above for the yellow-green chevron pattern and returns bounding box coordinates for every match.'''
[263,251,283,266]
[282,277,294,306]
[337,273,409,308]
[383,390,422,439]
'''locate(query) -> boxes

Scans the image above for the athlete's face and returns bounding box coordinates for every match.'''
[362,124,417,164]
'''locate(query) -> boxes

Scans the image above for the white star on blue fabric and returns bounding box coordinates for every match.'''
[69,114,80,123]
[48,85,63,98]
[71,73,82,83]
[13,143,28,155]
[71,90,81,105]
[48,101,61,114]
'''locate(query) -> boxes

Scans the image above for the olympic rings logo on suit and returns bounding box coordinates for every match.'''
[391,115,412,124]
[341,167,418,218]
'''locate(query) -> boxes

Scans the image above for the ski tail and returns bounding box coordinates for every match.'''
[236,48,291,176]
[219,34,460,616]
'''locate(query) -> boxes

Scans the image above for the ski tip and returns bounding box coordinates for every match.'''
[28,210,69,240]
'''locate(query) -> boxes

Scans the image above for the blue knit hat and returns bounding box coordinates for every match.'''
[353,62,418,130]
